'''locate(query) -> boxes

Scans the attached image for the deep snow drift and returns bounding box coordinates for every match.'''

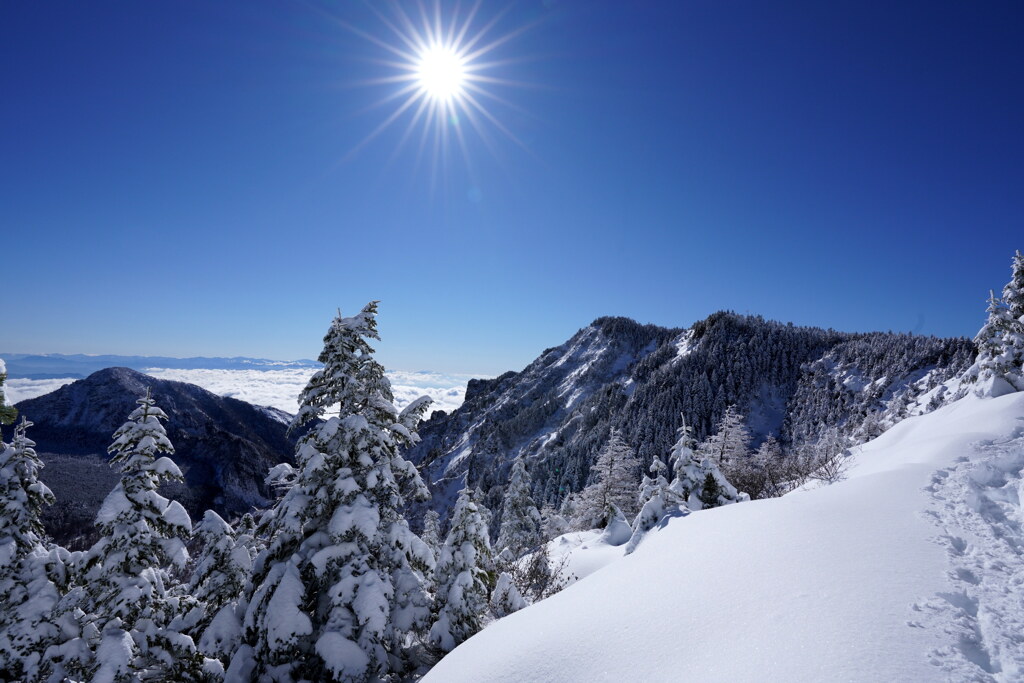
[425,393,1024,682]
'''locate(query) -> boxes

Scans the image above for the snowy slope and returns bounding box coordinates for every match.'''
[424,393,1024,682]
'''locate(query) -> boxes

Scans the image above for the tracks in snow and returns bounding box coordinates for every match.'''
[912,427,1024,681]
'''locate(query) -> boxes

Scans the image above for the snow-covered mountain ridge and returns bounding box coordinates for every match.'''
[424,391,1024,682]
[407,311,973,522]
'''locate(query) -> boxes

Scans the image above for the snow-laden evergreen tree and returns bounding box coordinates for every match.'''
[235,303,434,683]
[697,405,751,467]
[573,429,640,529]
[667,414,745,510]
[50,389,204,682]
[421,509,442,558]
[971,251,1024,396]
[428,487,494,653]
[472,487,493,529]
[0,416,67,681]
[495,459,543,559]
[667,415,702,506]
[626,455,678,553]
[637,456,671,511]
[699,473,723,508]
[189,511,251,668]
[488,571,526,619]
[234,512,264,561]
[1005,249,1024,319]
[971,290,1019,396]
[0,359,17,425]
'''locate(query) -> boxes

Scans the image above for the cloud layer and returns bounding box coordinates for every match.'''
[6,377,78,405]
[7,368,483,416]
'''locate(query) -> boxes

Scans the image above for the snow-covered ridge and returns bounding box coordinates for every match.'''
[424,392,1024,682]
[406,312,970,527]
[407,318,674,512]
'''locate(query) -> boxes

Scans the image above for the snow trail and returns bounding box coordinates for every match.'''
[915,428,1024,681]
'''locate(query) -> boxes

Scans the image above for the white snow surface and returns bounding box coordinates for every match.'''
[425,392,1024,682]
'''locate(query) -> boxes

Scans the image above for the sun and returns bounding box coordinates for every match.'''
[416,44,466,102]
[337,1,536,179]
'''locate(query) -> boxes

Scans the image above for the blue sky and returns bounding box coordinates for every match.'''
[3,1,1022,375]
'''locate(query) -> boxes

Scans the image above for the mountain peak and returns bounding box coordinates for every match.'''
[16,369,296,545]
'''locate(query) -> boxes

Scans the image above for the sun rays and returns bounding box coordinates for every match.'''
[337,0,535,189]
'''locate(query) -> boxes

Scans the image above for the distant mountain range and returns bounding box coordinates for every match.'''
[0,352,319,379]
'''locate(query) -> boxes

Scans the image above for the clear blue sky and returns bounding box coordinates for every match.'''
[3,1,1022,375]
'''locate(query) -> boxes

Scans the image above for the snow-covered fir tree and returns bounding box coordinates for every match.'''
[0,416,66,681]
[1005,249,1024,319]
[488,571,526,619]
[235,303,434,683]
[573,429,640,529]
[699,473,724,509]
[0,359,16,425]
[421,509,442,558]
[668,414,745,510]
[495,459,543,559]
[428,487,494,653]
[698,405,751,467]
[234,512,264,561]
[667,415,703,506]
[51,389,203,682]
[0,417,54,575]
[637,455,671,511]
[626,455,677,553]
[189,510,252,669]
[972,251,1024,396]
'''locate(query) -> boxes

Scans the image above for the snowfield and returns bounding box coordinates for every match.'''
[425,393,1024,682]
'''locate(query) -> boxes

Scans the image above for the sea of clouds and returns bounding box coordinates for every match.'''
[7,368,484,416]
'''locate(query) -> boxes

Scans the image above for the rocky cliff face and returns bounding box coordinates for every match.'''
[14,367,296,544]
[406,313,974,523]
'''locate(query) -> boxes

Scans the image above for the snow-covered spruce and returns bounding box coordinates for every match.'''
[47,389,205,682]
[189,510,252,668]
[971,250,1024,397]
[421,509,443,558]
[698,404,751,468]
[488,572,526,619]
[637,454,671,511]
[668,414,745,510]
[626,453,681,554]
[429,487,494,653]
[572,429,640,529]
[0,358,17,425]
[495,459,543,559]
[235,302,434,683]
[0,416,68,681]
